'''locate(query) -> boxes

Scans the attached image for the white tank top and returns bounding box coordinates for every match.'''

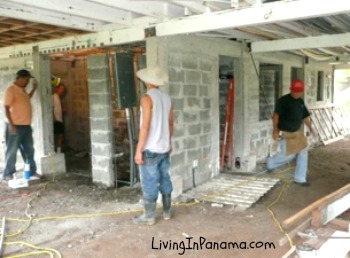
[141,88,172,153]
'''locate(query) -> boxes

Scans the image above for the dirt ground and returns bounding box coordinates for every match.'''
[1,137,350,258]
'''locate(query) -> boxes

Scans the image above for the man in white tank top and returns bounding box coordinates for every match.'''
[133,65,174,226]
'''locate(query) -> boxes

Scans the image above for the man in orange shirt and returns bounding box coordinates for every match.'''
[1,69,38,181]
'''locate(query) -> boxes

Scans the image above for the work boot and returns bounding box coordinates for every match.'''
[133,199,156,225]
[162,194,172,220]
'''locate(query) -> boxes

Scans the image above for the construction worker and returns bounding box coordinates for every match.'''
[266,79,315,186]
[51,76,65,153]
[133,65,174,225]
[1,69,39,181]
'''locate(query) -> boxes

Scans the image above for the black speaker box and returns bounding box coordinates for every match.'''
[114,53,136,108]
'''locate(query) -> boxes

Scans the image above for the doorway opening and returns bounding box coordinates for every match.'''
[49,45,145,187]
[219,55,235,171]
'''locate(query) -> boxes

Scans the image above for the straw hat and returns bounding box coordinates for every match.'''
[136,66,168,86]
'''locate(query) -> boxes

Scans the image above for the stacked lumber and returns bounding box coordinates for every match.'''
[281,184,350,258]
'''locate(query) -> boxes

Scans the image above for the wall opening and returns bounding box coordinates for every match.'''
[49,45,145,187]
[259,63,282,121]
[50,56,91,175]
[317,71,325,101]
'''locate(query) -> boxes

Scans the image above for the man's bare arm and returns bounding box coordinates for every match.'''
[134,95,152,164]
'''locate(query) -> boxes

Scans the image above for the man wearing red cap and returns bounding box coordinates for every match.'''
[267,79,314,186]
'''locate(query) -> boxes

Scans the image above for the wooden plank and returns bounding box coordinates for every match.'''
[323,107,338,137]
[329,218,350,232]
[282,183,350,230]
[309,103,335,109]
[323,135,344,145]
[329,106,344,135]
[311,210,322,228]
[279,218,311,246]
[316,109,333,139]
[313,109,331,141]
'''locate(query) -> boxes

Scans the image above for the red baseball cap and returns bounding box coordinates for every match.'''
[290,79,304,92]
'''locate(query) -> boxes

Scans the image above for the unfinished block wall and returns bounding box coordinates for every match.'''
[146,36,245,191]
[87,55,115,187]
[244,53,305,162]
[168,52,216,190]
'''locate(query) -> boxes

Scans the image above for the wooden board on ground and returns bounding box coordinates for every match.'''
[282,183,350,230]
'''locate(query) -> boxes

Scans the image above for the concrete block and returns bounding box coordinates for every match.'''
[187,97,201,109]
[202,123,211,134]
[183,111,198,123]
[169,68,184,83]
[173,127,184,138]
[91,131,113,143]
[187,149,200,162]
[184,84,198,96]
[201,72,211,85]
[88,68,109,80]
[199,86,209,96]
[170,174,183,199]
[172,98,184,111]
[200,110,210,120]
[88,80,109,94]
[90,118,112,131]
[185,70,200,84]
[87,55,108,68]
[182,58,198,70]
[194,168,211,186]
[200,60,213,71]
[39,153,66,175]
[202,98,211,109]
[170,152,185,166]
[91,155,113,170]
[91,143,113,157]
[169,55,181,67]
[188,124,201,135]
[183,137,197,150]
[169,83,182,96]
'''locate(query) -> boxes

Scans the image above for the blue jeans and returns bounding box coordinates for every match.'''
[266,138,308,183]
[3,124,37,177]
[139,150,173,200]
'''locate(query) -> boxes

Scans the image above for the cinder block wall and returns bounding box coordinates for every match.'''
[87,54,115,187]
[169,52,216,190]
[146,36,243,191]
[244,53,305,162]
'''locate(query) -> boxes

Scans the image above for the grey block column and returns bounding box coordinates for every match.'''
[32,51,66,175]
[87,54,115,187]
